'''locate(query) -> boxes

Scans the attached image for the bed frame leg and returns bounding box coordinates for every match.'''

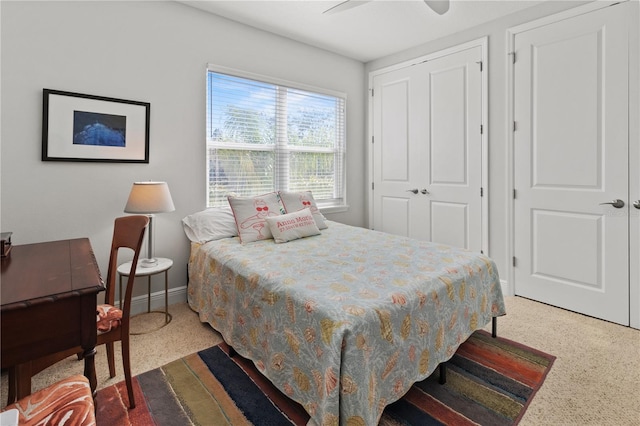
[492,317,497,338]
[439,363,447,385]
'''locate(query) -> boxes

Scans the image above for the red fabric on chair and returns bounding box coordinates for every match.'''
[96,304,122,333]
[2,375,96,426]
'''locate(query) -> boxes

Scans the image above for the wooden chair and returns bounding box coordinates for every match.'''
[7,215,149,409]
[95,214,149,408]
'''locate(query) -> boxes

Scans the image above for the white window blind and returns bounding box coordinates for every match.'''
[206,67,346,209]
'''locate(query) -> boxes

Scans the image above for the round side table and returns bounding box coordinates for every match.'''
[117,257,173,334]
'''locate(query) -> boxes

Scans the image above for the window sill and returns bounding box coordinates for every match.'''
[319,205,349,215]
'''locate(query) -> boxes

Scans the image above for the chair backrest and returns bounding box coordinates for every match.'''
[103,215,149,315]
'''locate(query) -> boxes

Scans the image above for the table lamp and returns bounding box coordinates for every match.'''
[124,181,175,267]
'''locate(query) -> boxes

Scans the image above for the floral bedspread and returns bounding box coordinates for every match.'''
[188,222,506,426]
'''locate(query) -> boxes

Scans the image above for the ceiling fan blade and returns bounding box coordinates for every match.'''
[424,0,450,15]
[323,0,372,15]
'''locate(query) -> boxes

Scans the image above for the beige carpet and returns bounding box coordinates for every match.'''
[2,296,639,425]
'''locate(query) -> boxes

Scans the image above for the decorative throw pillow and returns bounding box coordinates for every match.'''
[228,192,285,243]
[265,208,320,243]
[182,206,238,243]
[278,191,327,229]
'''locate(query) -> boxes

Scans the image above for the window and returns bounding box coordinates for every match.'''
[206,66,346,210]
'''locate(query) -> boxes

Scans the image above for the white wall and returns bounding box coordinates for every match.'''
[0,1,366,300]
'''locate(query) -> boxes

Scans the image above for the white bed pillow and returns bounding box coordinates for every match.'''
[182,206,238,243]
[278,191,327,229]
[265,208,320,243]
[228,192,285,243]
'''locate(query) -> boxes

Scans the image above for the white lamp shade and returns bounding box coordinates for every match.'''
[124,181,175,214]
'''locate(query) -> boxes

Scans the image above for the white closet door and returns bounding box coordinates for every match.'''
[372,46,483,251]
[372,64,429,240]
[514,4,630,325]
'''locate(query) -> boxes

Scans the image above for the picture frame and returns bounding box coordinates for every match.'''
[42,89,150,163]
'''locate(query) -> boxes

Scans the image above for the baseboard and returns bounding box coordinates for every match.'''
[500,279,511,296]
[120,285,188,316]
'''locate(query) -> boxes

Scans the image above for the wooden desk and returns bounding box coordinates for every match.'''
[1,238,104,402]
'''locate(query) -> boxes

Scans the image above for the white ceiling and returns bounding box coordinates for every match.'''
[178,0,547,62]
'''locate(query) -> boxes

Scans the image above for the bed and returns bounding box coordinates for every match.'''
[187,220,506,425]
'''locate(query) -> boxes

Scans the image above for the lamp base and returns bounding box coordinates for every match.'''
[139,258,158,268]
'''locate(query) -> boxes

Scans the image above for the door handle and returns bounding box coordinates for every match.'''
[421,189,430,195]
[633,200,640,210]
[599,199,625,209]
[406,189,419,194]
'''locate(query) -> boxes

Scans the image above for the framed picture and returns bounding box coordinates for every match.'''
[42,89,150,163]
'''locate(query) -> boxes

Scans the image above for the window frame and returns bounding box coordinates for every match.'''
[205,64,347,213]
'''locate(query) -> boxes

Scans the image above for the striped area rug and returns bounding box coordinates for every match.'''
[96,330,554,425]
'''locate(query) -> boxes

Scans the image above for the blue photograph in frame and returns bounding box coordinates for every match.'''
[73,110,127,147]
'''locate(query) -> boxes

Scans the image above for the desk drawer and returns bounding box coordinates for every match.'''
[1,294,96,367]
